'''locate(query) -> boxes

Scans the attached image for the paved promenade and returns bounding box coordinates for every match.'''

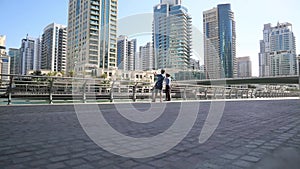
[0,99,300,169]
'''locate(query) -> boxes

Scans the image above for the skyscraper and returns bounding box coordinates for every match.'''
[203,4,237,79]
[67,0,118,77]
[259,22,297,76]
[153,0,192,70]
[20,35,41,75]
[0,35,6,55]
[117,35,136,71]
[237,56,252,78]
[8,48,20,75]
[139,42,154,71]
[41,23,67,72]
[0,35,11,80]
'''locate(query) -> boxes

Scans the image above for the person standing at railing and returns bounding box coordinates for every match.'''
[152,69,165,102]
[165,73,171,101]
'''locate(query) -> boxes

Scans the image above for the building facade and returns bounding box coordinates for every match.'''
[237,56,252,78]
[67,0,118,77]
[0,35,6,56]
[117,35,136,71]
[259,22,297,76]
[203,4,237,79]
[20,36,41,75]
[153,0,192,70]
[139,42,154,71]
[8,48,20,75]
[0,36,11,79]
[41,23,67,72]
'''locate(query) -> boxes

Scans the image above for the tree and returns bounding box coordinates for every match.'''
[31,70,42,76]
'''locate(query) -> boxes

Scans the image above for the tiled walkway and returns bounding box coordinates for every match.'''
[0,99,300,169]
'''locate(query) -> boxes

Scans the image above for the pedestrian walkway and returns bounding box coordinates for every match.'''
[0,99,300,169]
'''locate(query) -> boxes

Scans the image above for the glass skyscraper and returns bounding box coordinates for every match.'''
[20,36,41,75]
[67,0,118,77]
[203,4,237,79]
[8,48,20,75]
[153,0,192,70]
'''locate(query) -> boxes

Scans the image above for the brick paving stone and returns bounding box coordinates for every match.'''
[241,155,261,162]
[221,154,239,160]
[72,164,96,169]
[64,158,86,166]
[45,162,66,169]
[232,160,254,168]
[49,155,69,162]
[29,159,49,166]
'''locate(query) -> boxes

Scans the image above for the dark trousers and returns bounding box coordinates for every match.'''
[165,85,171,101]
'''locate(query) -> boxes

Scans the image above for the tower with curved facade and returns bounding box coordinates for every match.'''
[203,4,237,79]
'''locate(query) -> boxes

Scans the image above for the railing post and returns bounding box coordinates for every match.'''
[183,86,187,100]
[229,88,232,99]
[110,80,115,102]
[213,88,217,99]
[222,88,225,98]
[49,77,53,104]
[132,82,138,102]
[82,80,87,103]
[204,88,208,100]
[7,75,13,105]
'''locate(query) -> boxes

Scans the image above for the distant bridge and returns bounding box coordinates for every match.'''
[181,75,300,85]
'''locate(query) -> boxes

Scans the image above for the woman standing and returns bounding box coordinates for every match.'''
[165,73,171,101]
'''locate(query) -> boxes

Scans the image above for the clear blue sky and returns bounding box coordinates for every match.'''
[1,0,300,76]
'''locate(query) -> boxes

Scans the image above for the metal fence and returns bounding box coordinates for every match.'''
[0,74,298,105]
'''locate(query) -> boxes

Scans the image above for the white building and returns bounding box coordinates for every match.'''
[117,35,136,71]
[139,42,154,71]
[259,22,297,76]
[67,0,118,77]
[0,35,10,80]
[41,23,67,72]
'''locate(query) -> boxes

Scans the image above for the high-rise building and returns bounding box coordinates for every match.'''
[8,48,20,75]
[67,0,118,77]
[259,22,297,76]
[135,51,141,71]
[41,23,67,72]
[190,58,200,70]
[139,42,154,71]
[203,4,237,79]
[0,35,6,55]
[0,36,11,79]
[20,36,41,75]
[153,0,192,70]
[117,35,136,71]
[237,56,252,78]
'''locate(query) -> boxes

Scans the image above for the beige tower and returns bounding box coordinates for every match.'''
[67,0,118,77]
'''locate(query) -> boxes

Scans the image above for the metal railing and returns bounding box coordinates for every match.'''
[0,74,298,105]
